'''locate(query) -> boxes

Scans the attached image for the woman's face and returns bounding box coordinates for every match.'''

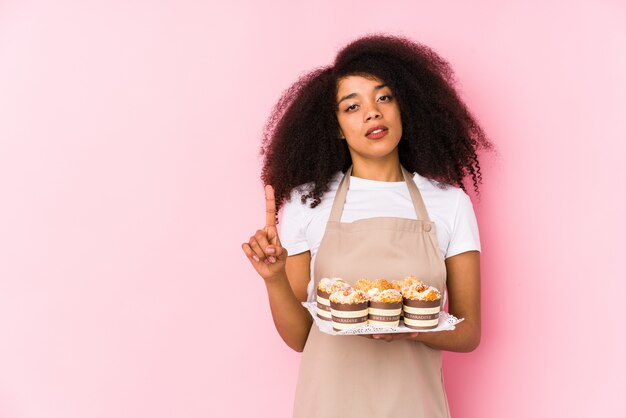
[335,75,403,164]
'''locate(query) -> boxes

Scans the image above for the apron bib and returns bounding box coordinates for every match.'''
[293,165,450,418]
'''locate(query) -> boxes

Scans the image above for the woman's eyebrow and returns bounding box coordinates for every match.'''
[337,84,388,104]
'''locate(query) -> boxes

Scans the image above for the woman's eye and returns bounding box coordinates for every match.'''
[378,95,392,102]
[346,104,358,112]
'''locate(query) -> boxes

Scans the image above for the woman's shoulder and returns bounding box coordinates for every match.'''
[413,172,472,214]
[414,172,463,196]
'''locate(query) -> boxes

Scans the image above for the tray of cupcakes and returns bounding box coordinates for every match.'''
[302,276,463,335]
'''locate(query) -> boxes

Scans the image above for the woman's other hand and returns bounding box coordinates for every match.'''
[241,185,288,281]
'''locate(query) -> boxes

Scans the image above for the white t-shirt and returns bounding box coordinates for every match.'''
[279,170,481,302]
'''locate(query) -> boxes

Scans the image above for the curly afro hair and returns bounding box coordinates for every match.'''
[260,34,492,214]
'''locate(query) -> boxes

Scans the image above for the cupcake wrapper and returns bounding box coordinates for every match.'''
[403,298,440,309]
[317,303,331,312]
[316,294,330,306]
[316,294,332,321]
[316,300,332,321]
[317,312,332,321]
[316,288,331,299]
[404,316,439,329]
[330,301,368,331]
[403,298,441,329]
[368,301,402,327]
[369,301,402,309]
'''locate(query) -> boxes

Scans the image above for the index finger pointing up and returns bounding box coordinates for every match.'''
[265,184,277,227]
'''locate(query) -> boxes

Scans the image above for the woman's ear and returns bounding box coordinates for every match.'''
[338,129,345,140]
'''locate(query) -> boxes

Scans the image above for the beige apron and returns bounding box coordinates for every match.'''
[293,165,450,418]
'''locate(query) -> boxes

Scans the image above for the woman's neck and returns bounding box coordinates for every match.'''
[350,156,403,182]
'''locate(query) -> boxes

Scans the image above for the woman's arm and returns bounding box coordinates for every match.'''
[370,250,481,352]
[414,250,481,352]
[263,251,312,352]
[241,185,313,352]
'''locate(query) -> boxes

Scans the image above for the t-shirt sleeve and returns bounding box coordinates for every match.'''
[279,192,310,256]
[445,189,481,258]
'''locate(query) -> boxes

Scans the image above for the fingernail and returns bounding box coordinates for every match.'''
[252,255,259,262]
[266,247,275,254]
[268,256,276,263]
[373,335,380,339]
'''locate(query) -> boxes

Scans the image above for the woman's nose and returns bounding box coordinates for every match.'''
[365,105,382,121]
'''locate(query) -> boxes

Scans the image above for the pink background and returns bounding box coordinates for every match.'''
[1,1,625,417]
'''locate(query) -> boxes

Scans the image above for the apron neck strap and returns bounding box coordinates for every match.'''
[328,165,432,222]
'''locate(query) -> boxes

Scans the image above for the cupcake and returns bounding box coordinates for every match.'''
[372,278,394,291]
[402,284,442,330]
[355,278,393,294]
[392,276,426,294]
[392,276,426,319]
[368,289,403,327]
[353,278,373,293]
[316,278,350,321]
[329,289,369,331]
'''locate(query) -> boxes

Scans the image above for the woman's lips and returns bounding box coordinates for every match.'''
[365,128,388,139]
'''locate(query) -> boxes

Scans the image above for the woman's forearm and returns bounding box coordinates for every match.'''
[265,271,312,352]
[414,251,481,353]
[414,318,480,352]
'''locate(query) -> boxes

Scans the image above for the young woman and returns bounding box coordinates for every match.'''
[241,35,492,418]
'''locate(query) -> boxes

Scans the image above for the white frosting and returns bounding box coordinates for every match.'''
[403,285,441,301]
[370,289,402,303]
[329,289,367,304]
[318,277,332,289]
[319,277,351,294]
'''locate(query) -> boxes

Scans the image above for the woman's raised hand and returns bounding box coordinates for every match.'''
[241,185,288,281]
